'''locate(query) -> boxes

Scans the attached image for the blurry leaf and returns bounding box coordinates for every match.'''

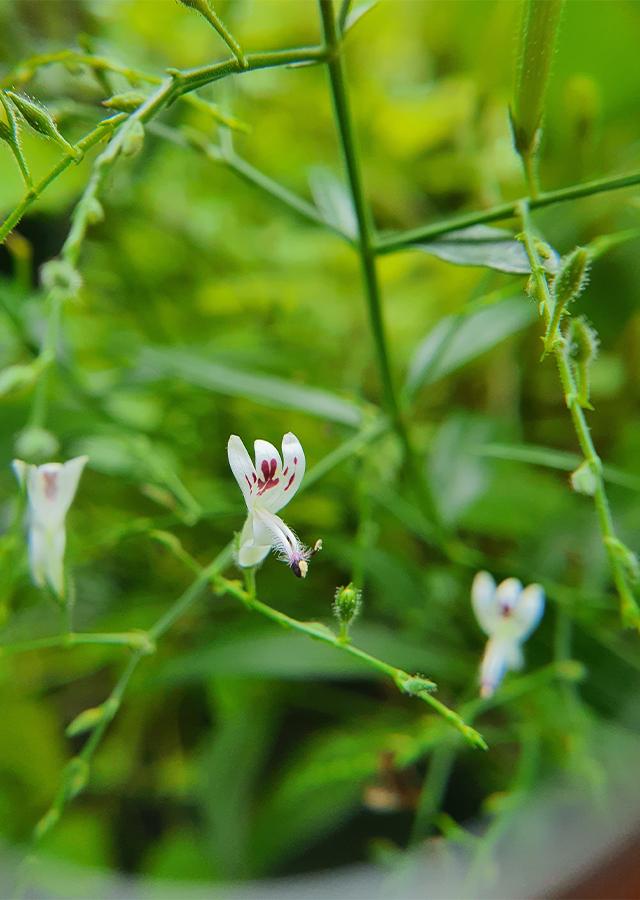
[72,433,201,522]
[251,712,444,871]
[137,347,364,426]
[417,225,548,274]
[141,826,213,882]
[344,1,379,33]
[157,621,451,684]
[428,414,493,525]
[474,442,640,492]
[308,167,358,239]
[405,296,537,395]
[200,681,278,880]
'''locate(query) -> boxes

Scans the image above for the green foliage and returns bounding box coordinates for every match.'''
[1,0,640,895]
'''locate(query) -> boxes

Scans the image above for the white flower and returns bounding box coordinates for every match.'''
[227,432,320,577]
[12,456,89,598]
[471,571,545,698]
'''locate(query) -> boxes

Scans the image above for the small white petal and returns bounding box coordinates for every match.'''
[28,524,48,588]
[252,439,284,512]
[228,436,257,511]
[479,637,511,698]
[512,583,545,642]
[277,432,305,511]
[11,459,27,490]
[471,570,498,636]
[54,456,89,519]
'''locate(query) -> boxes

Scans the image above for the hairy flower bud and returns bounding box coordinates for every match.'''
[333,583,362,627]
[553,247,590,307]
[570,460,597,496]
[567,315,599,407]
[102,91,146,113]
[5,91,80,158]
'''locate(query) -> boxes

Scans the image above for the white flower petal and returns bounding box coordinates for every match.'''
[28,524,47,588]
[54,456,89,519]
[479,637,511,698]
[228,436,257,510]
[277,432,305,511]
[471,570,498,636]
[252,439,285,512]
[512,583,545,642]
[11,459,27,490]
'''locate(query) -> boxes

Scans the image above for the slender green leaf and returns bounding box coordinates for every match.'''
[308,167,358,239]
[417,225,558,275]
[474,442,640,492]
[137,347,364,426]
[405,296,537,395]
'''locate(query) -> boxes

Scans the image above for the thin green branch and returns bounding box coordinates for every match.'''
[223,571,486,749]
[375,168,640,255]
[31,542,234,844]
[0,631,153,657]
[0,114,126,246]
[317,0,443,533]
[518,200,640,631]
[180,0,247,68]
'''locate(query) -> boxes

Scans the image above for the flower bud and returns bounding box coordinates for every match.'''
[333,583,362,629]
[553,247,589,307]
[570,461,597,496]
[64,756,90,799]
[5,91,80,158]
[66,699,117,737]
[14,427,59,462]
[40,258,83,298]
[567,315,599,407]
[121,119,145,157]
[102,91,146,113]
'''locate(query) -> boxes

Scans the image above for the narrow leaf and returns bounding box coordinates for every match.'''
[473,442,640,493]
[137,347,364,426]
[405,296,537,395]
[308,167,358,239]
[417,224,560,274]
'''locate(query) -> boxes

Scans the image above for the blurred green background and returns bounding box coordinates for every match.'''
[2,0,640,892]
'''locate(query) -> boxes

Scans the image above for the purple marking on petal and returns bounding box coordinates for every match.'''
[270,458,277,478]
[252,472,257,483]
[261,459,271,479]
[245,475,252,490]
[294,457,298,464]
[284,473,295,491]
[43,471,58,501]
[282,467,289,477]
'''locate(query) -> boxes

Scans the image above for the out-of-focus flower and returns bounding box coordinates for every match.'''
[12,456,89,598]
[471,571,545,698]
[227,433,320,577]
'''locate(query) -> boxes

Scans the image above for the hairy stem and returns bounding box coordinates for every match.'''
[518,200,640,630]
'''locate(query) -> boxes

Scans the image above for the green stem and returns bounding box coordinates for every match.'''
[0,115,126,246]
[519,200,640,630]
[317,0,442,531]
[410,745,456,842]
[186,1,247,68]
[220,572,485,748]
[0,631,153,657]
[375,168,640,255]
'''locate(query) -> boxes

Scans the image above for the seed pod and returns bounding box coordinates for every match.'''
[570,461,597,496]
[5,91,80,158]
[567,315,598,407]
[333,583,362,628]
[121,118,145,157]
[553,247,589,307]
[511,0,564,159]
[102,91,146,113]
[544,248,590,351]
